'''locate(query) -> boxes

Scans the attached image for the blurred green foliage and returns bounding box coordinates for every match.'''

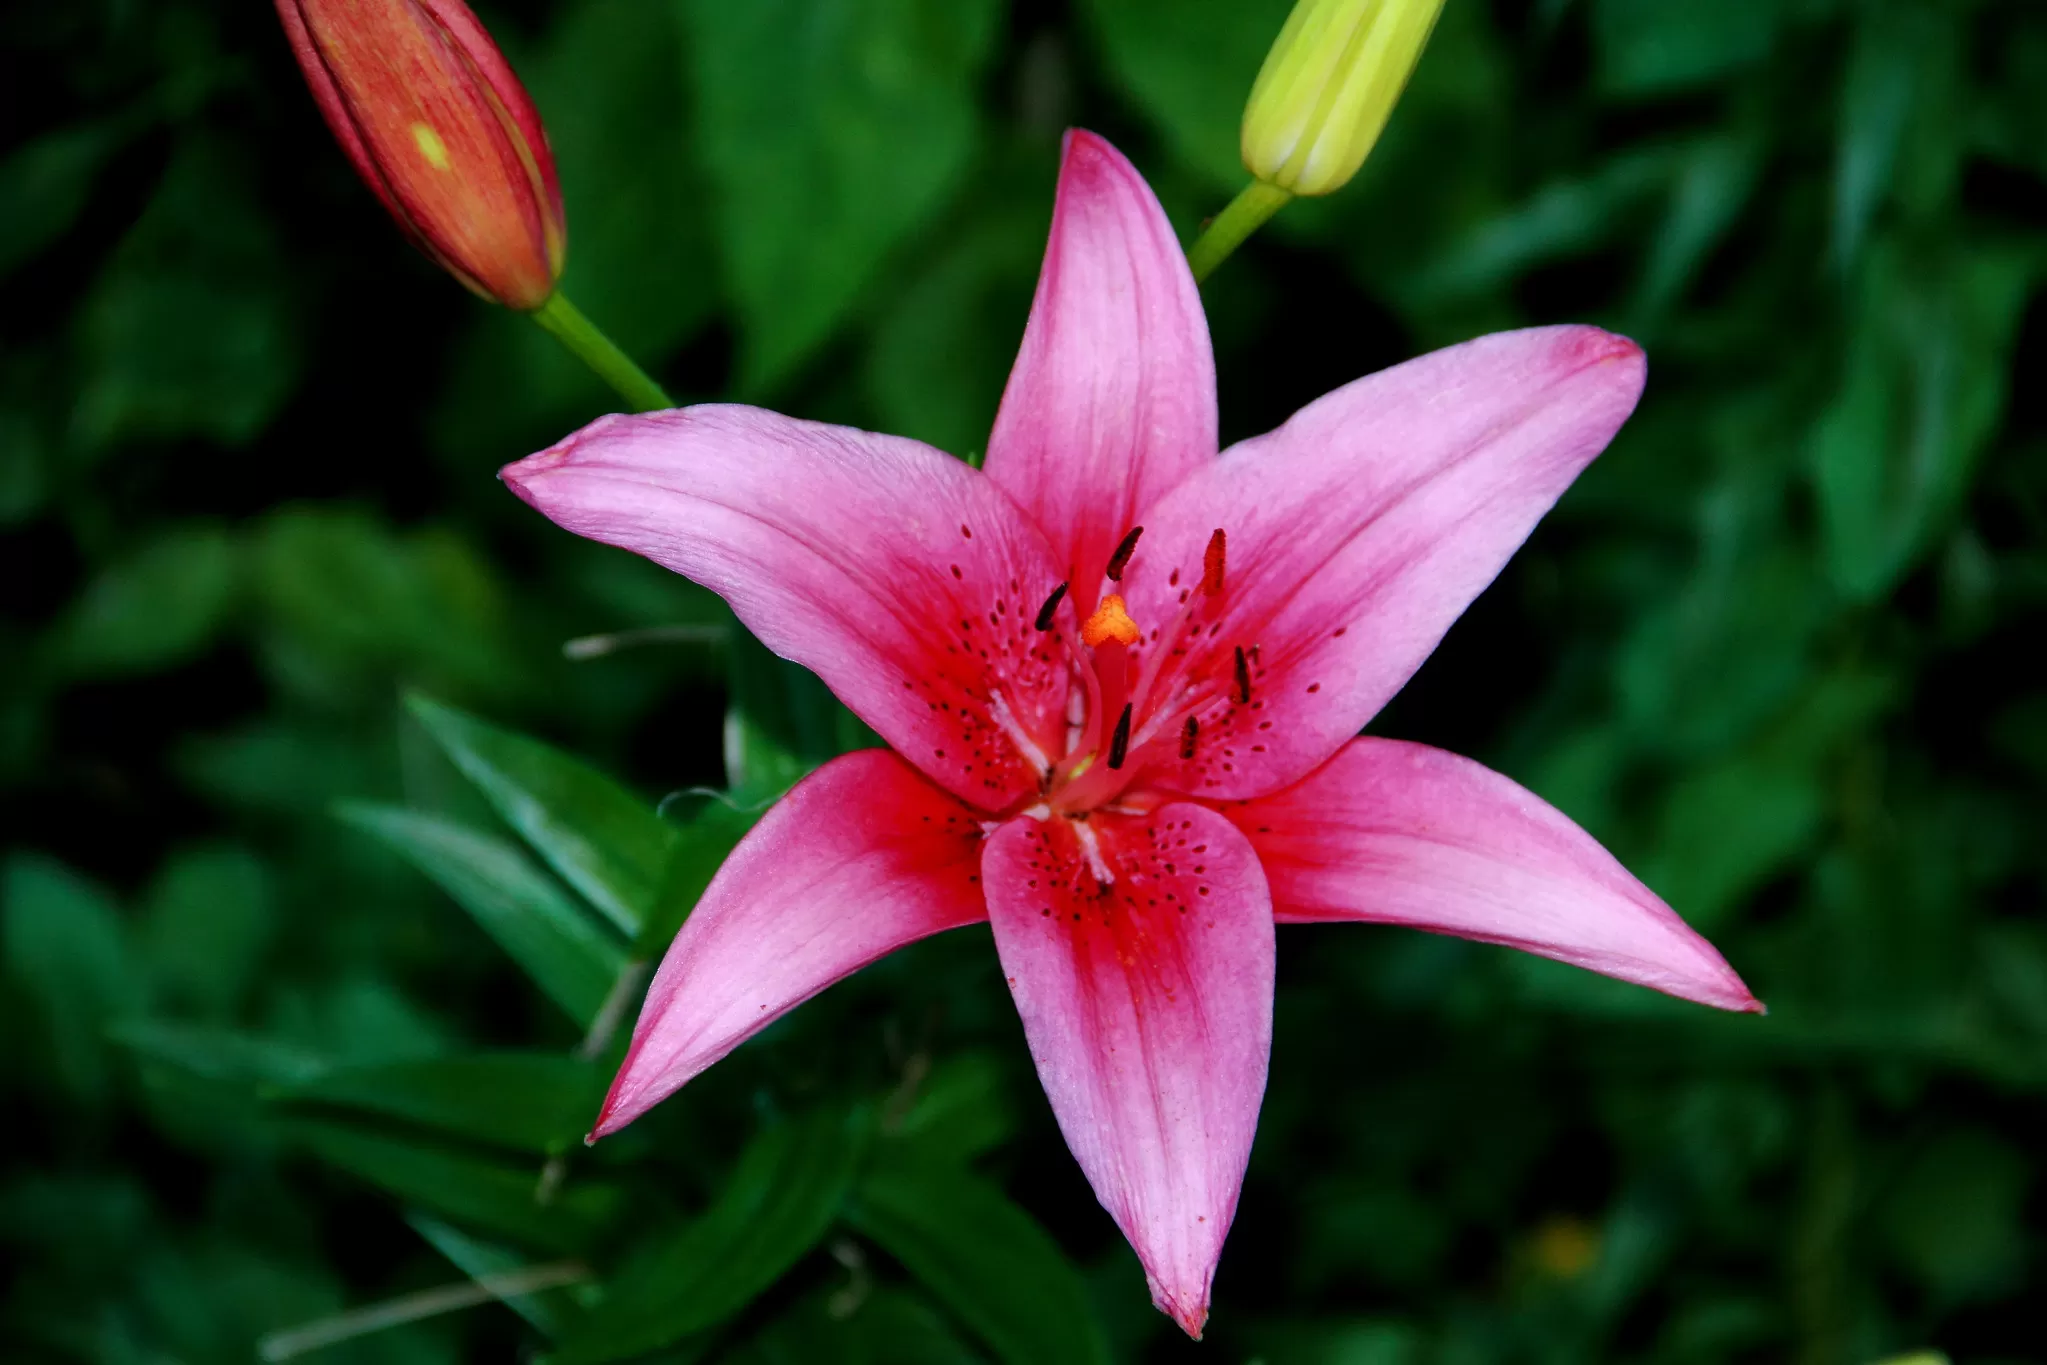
[4,0,2046,1361]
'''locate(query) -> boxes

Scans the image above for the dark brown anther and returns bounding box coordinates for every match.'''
[1033,581,1068,631]
[1105,525,1144,581]
[1180,716,1199,760]
[1202,529,1227,596]
[1106,703,1134,770]
[1233,645,1251,704]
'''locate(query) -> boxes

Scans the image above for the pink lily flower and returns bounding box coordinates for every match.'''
[502,130,1759,1337]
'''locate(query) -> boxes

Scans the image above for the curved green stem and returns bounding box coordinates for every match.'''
[529,291,673,412]
[1185,181,1292,283]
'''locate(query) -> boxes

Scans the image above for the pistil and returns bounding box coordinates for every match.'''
[1042,526,1251,813]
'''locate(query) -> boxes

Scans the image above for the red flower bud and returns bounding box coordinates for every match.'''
[275,0,566,310]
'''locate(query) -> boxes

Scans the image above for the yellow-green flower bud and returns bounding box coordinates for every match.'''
[1240,0,1447,196]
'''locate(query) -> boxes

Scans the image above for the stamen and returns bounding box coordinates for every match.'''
[1202,529,1227,596]
[988,689,1051,774]
[1033,581,1068,631]
[1233,645,1252,703]
[1180,716,1199,760]
[1073,820,1115,884]
[1106,703,1134,770]
[1105,526,1144,581]
[1081,594,1140,648]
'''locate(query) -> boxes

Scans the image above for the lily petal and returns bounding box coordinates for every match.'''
[1123,326,1646,800]
[593,750,989,1137]
[984,130,1217,610]
[1225,738,1761,1012]
[504,406,1069,810]
[982,805,1273,1338]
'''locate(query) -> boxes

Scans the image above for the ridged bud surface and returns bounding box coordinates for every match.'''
[1241,0,1446,196]
[276,0,566,308]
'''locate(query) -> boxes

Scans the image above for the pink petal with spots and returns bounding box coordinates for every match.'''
[1227,738,1761,1012]
[503,406,1070,811]
[1120,326,1647,801]
[592,750,990,1137]
[983,130,1217,613]
[982,805,1273,1339]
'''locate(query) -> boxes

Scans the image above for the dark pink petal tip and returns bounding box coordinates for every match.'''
[586,1084,630,1143]
[1161,1297,1208,1340]
[1572,325,1644,365]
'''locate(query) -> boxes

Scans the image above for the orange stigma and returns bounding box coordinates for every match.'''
[1081,594,1140,648]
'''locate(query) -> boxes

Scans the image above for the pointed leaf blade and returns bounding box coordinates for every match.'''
[553,1107,866,1364]
[410,1213,589,1339]
[274,1052,606,1155]
[288,1117,619,1254]
[408,693,676,937]
[847,1159,1111,1365]
[339,803,625,1026]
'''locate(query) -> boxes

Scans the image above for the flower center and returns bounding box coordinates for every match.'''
[1031,525,1254,816]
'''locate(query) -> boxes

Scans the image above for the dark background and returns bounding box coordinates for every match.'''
[4,0,2045,1360]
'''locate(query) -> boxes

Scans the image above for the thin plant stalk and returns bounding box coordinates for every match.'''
[531,292,674,412]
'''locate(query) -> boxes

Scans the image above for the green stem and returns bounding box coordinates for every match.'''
[529,291,673,413]
[1185,181,1292,283]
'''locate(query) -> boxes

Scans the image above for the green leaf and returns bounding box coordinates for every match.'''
[1639,669,1896,931]
[1078,0,1291,189]
[73,136,301,450]
[728,1287,984,1365]
[274,1052,605,1155]
[635,795,756,957]
[724,629,876,806]
[1812,242,2038,601]
[553,1106,867,1364]
[1590,0,1782,98]
[288,1117,619,1254]
[1632,133,1763,324]
[410,1213,589,1340]
[2,854,140,1102]
[1242,1320,1421,1365]
[722,708,821,811]
[1879,1127,2030,1301]
[0,121,123,278]
[137,843,274,1018]
[1833,2,1933,267]
[283,977,452,1066]
[176,716,388,819]
[337,804,626,1027]
[408,694,677,938]
[535,0,717,363]
[1978,19,2047,183]
[847,1159,1111,1365]
[251,505,520,704]
[49,525,239,680]
[1643,757,1823,933]
[1408,147,1673,307]
[108,1019,329,1088]
[882,1051,1016,1166]
[681,0,1004,390]
[0,406,49,526]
